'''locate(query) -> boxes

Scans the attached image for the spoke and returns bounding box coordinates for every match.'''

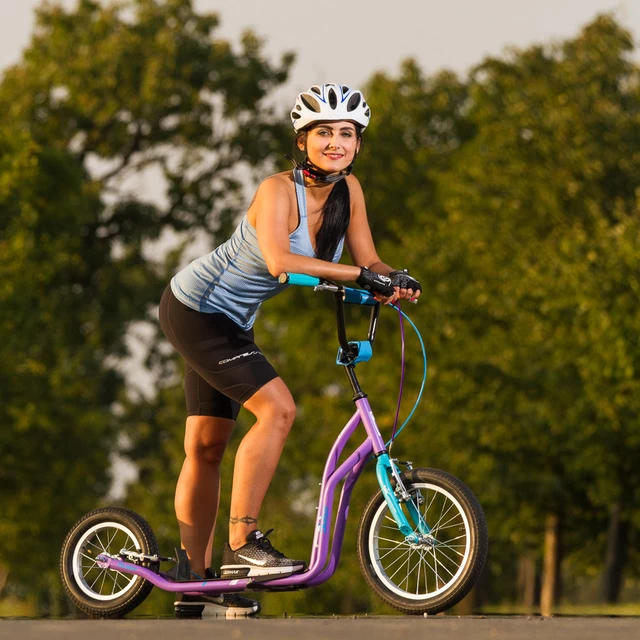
[422,489,439,519]
[434,511,464,533]
[124,538,138,553]
[402,548,414,589]
[388,550,413,582]
[378,538,408,561]
[96,531,107,553]
[105,528,120,551]
[433,544,462,569]
[375,534,410,547]
[89,568,106,590]
[99,566,109,594]
[431,546,439,589]
[435,540,466,559]
[382,547,412,573]
[417,548,438,592]
[430,501,456,534]
[87,539,106,553]
[442,533,468,543]
[431,547,456,579]
[421,548,434,594]
[111,568,132,595]
[80,552,99,567]
[402,549,424,591]
[416,547,422,595]
[432,533,468,550]
[113,569,134,584]
[424,550,430,593]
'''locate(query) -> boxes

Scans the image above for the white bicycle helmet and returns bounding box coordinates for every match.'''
[291,84,371,132]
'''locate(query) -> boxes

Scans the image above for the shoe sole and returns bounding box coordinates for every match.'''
[174,603,260,619]
[220,563,305,578]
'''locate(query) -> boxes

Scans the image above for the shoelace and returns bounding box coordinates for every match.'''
[255,529,286,559]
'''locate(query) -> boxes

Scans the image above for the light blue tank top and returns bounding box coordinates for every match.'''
[170,169,345,329]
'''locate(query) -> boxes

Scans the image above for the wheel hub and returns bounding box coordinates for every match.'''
[405,533,436,548]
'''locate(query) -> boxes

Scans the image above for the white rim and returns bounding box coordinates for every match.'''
[72,521,141,601]
[368,482,471,600]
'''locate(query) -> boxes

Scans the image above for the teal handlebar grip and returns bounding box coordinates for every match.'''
[343,287,376,306]
[278,273,321,287]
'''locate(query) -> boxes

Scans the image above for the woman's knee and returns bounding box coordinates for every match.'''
[244,379,296,437]
[259,396,296,439]
[276,399,296,430]
[183,415,234,466]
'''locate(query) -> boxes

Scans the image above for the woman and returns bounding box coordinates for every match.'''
[158,83,422,617]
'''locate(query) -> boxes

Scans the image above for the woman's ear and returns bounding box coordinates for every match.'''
[296,132,306,151]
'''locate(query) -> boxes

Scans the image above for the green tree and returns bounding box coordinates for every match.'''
[415,13,640,610]
[0,0,291,613]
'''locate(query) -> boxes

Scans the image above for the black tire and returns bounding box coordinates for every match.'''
[60,507,158,618]
[357,468,488,615]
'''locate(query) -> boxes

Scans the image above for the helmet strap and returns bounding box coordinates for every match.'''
[285,139,360,184]
[301,158,353,183]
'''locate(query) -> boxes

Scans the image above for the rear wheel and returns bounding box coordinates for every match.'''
[357,468,488,614]
[60,507,158,618]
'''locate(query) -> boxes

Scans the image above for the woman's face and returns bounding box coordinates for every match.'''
[298,121,361,174]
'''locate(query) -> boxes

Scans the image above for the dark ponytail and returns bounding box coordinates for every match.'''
[315,179,350,262]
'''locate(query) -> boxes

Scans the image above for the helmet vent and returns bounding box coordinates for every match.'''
[328,87,338,109]
[291,84,371,131]
[301,94,321,112]
[347,93,361,111]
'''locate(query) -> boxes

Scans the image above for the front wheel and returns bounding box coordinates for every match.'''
[357,468,488,615]
[60,507,158,618]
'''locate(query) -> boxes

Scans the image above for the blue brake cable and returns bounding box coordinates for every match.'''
[386,301,428,452]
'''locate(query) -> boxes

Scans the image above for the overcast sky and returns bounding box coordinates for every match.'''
[2,0,640,107]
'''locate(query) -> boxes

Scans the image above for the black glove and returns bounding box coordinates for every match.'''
[356,267,395,297]
[389,269,422,294]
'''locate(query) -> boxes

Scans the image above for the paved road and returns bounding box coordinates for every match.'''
[1,616,639,640]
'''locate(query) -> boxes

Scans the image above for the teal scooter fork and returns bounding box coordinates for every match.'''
[375,454,431,541]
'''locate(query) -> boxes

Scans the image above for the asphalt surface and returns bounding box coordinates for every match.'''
[1,616,639,640]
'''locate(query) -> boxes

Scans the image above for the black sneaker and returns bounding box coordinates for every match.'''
[220,529,306,578]
[174,569,260,618]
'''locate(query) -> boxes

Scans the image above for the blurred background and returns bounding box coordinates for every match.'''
[1,0,639,618]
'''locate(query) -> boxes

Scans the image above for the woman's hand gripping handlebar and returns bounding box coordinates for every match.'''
[278,273,377,306]
[278,272,380,356]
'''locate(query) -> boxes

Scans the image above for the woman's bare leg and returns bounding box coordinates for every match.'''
[228,378,295,549]
[175,415,235,577]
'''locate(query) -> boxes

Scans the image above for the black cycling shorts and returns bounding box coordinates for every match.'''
[158,285,279,420]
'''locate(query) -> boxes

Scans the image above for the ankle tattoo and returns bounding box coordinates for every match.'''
[230,515,258,526]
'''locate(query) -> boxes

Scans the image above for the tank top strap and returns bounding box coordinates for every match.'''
[293,168,308,219]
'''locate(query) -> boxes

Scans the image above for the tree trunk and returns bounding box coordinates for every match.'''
[0,566,8,597]
[517,551,537,612]
[540,513,562,616]
[601,502,629,603]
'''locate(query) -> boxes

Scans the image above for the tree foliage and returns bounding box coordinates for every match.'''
[0,0,291,610]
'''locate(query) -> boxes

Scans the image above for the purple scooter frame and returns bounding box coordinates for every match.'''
[97,397,387,594]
